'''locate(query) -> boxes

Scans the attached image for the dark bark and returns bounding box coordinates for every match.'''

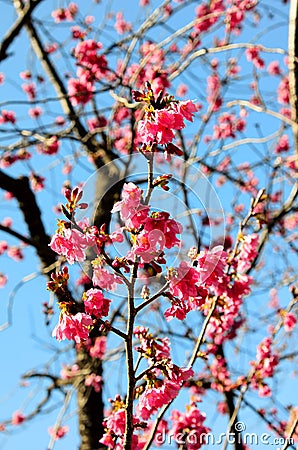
[76,345,106,450]
[289,0,298,154]
[217,345,244,450]
[77,162,122,450]
[0,171,54,269]
[0,0,42,62]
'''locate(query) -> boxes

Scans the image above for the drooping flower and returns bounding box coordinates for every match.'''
[169,403,210,450]
[48,425,69,440]
[92,259,123,291]
[89,336,107,359]
[52,312,93,343]
[83,288,111,318]
[284,312,297,332]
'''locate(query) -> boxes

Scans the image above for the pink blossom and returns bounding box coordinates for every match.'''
[71,26,86,40]
[135,328,171,362]
[237,234,259,273]
[111,182,144,225]
[275,134,290,153]
[48,425,69,440]
[137,367,193,420]
[65,2,78,20]
[7,246,23,261]
[92,263,123,291]
[168,261,202,300]
[256,337,273,360]
[217,401,228,414]
[12,411,25,425]
[106,408,126,436]
[83,288,111,318]
[135,88,198,145]
[0,273,8,288]
[0,73,4,84]
[250,337,279,396]
[175,100,198,122]
[28,106,43,119]
[89,336,107,358]
[0,240,8,254]
[37,136,60,155]
[134,212,182,263]
[210,356,232,391]
[114,12,132,34]
[195,246,227,286]
[49,233,86,264]
[267,60,281,75]
[73,39,107,80]
[51,8,67,22]
[68,78,94,105]
[55,116,65,126]
[176,83,188,97]
[0,110,16,124]
[245,47,265,69]
[45,42,58,54]
[20,70,31,80]
[258,384,272,397]
[85,373,102,392]
[50,220,97,264]
[85,15,95,24]
[278,76,289,104]
[60,363,79,380]
[22,82,36,100]
[206,73,222,111]
[62,161,73,174]
[52,312,93,343]
[284,312,297,332]
[30,172,45,191]
[170,403,210,450]
[87,116,107,131]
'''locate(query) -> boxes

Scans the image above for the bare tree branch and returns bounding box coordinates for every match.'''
[0,0,43,62]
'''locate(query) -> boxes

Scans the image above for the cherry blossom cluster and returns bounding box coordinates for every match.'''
[250,337,279,397]
[133,84,198,150]
[100,396,147,450]
[163,243,254,346]
[134,327,194,420]
[68,39,108,105]
[169,404,210,450]
[50,278,111,344]
[51,2,78,22]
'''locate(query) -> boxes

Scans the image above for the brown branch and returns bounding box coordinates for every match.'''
[217,346,244,450]
[0,0,43,62]
[0,224,33,246]
[288,0,298,156]
[0,170,54,269]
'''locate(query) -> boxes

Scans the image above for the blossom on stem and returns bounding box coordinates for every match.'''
[52,311,93,343]
[137,366,194,420]
[83,288,111,318]
[12,411,25,425]
[284,312,297,332]
[48,425,69,440]
[169,403,210,450]
[133,212,182,263]
[92,258,123,291]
